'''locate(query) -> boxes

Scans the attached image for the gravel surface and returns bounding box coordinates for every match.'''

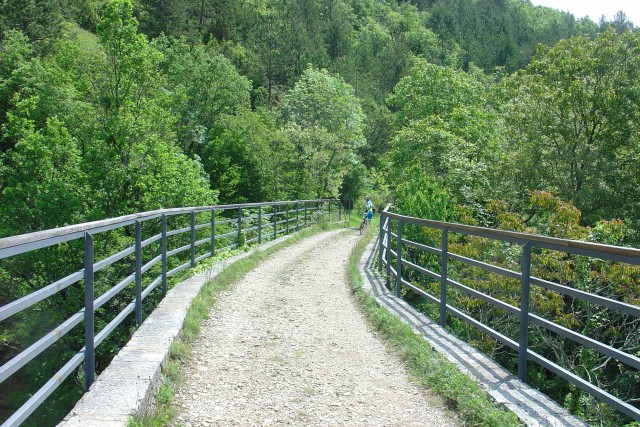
[172,229,458,426]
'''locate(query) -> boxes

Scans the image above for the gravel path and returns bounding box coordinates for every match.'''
[172,229,458,426]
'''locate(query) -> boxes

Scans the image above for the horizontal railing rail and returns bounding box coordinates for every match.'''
[378,207,640,422]
[0,199,342,427]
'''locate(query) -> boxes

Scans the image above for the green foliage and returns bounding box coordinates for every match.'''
[281,66,365,197]
[282,66,364,145]
[402,192,640,426]
[0,116,87,235]
[393,166,453,222]
[494,29,640,224]
[338,162,367,204]
[0,30,35,151]
[202,110,279,203]
[386,60,500,214]
[0,30,33,79]
[387,59,484,126]
[155,35,252,156]
[427,0,601,72]
[96,0,161,112]
[0,0,64,44]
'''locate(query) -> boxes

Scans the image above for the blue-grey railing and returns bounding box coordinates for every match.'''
[378,208,640,422]
[0,199,342,427]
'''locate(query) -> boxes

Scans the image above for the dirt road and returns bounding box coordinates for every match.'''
[172,229,458,426]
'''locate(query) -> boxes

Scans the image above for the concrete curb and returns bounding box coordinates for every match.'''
[60,235,292,427]
[358,235,588,427]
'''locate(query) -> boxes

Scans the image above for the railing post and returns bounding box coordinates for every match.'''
[304,202,308,226]
[286,204,289,234]
[273,204,277,240]
[440,228,449,328]
[210,209,216,257]
[83,232,95,390]
[519,242,532,382]
[395,220,403,298]
[338,202,342,222]
[378,215,384,274]
[190,211,196,268]
[135,220,142,326]
[258,206,262,244]
[237,207,242,245]
[328,202,331,222]
[385,218,391,288]
[295,202,299,230]
[162,214,167,297]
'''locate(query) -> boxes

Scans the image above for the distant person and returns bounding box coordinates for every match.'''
[364,195,374,224]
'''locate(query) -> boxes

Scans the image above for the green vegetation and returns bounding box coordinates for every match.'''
[1,0,639,425]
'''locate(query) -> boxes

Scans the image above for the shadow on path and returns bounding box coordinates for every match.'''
[359,236,588,427]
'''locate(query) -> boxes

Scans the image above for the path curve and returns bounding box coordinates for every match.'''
[173,229,458,426]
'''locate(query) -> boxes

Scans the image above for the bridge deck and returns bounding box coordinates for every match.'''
[172,229,456,426]
[60,228,587,427]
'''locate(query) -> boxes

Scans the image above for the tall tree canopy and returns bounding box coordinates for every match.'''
[281,66,365,197]
[386,59,501,214]
[0,0,216,237]
[494,28,640,224]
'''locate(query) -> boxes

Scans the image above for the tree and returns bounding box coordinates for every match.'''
[281,66,365,197]
[387,59,484,126]
[0,115,87,236]
[386,60,500,212]
[0,30,34,152]
[88,0,216,216]
[1,0,217,230]
[0,0,63,43]
[0,28,98,231]
[600,11,635,33]
[202,110,279,203]
[155,35,251,156]
[494,29,640,224]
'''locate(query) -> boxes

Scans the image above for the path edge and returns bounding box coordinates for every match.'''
[358,235,588,427]
[59,234,294,427]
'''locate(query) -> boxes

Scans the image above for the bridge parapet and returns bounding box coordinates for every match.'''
[378,207,640,423]
[0,199,342,427]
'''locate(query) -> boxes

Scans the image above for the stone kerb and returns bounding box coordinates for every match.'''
[60,236,291,427]
[359,237,589,427]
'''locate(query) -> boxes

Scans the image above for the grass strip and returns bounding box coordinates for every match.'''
[346,226,523,427]
[129,221,345,427]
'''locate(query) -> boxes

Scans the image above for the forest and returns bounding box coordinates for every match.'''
[0,0,639,425]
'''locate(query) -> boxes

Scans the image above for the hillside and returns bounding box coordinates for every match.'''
[1,0,639,425]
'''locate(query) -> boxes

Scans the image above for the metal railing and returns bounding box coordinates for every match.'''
[0,199,342,427]
[378,207,640,422]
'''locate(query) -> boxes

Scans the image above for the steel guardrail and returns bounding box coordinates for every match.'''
[0,199,342,427]
[378,206,640,422]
